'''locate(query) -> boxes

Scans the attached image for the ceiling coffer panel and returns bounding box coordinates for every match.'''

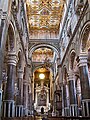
[26,0,65,30]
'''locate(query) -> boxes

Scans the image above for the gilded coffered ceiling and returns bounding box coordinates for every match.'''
[26,0,65,30]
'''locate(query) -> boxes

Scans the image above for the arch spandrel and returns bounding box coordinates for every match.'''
[28,43,60,59]
[80,21,90,53]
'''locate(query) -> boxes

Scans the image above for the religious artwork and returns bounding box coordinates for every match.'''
[26,0,65,30]
[32,47,54,62]
[38,92,47,106]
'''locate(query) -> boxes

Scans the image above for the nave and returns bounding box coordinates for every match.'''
[0,0,90,120]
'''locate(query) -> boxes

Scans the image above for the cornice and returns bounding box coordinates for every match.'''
[29,38,59,43]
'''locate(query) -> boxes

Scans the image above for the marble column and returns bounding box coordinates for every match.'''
[28,79,33,115]
[63,82,70,116]
[77,52,90,116]
[23,81,28,116]
[68,70,78,116]
[47,90,49,106]
[15,68,23,117]
[35,90,38,105]
[31,76,34,102]
[3,52,17,117]
[0,9,8,120]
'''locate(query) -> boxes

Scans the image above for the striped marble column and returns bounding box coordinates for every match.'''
[15,68,24,117]
[68,70,78,116]
[78,52,90,116]
[63,83,70,116]
[2,52,17,117]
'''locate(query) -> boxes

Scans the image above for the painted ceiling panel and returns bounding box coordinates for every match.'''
[26,0,65,30]
[32,48,54,62]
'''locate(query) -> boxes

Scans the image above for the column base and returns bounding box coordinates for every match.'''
[70,104,78,116]
[2,100,15,117]
[15,105,23,117]
[82,99,90,116]
[23,107,28,116]
[64,107,70,116]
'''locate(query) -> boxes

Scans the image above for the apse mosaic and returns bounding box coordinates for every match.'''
[26,0,65,30]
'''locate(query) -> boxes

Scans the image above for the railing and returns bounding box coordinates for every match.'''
[48,116,90,120]
[1,116,90,120]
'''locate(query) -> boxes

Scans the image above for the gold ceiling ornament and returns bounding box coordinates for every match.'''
[26,0,65,30]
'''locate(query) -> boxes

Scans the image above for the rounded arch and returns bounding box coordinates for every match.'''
[80,21,90,52]
[8,23,15,51]
[29,43,60,58]
[0,21,15,88]
[1,21,15,54]
[33,65,53,75]
[69,49,76,70]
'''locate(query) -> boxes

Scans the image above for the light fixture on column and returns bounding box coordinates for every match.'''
[39,73,45,79]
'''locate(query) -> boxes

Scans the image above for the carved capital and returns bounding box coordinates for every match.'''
[68,70,75,81]
[78,52,88,67]
[17,69,24,79]
[7,52,17,66]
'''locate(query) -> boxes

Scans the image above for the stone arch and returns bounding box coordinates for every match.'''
[1,21,15,55]
[0,22,15,86]
[33,65,53,76]
[80,21,90,52]
[7,23,15,51]
[69,49,76,70]
[29,43,60,59]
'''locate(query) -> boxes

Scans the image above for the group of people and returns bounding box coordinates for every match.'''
[42,117,48,120]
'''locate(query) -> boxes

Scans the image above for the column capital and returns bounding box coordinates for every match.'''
[17,69,24,79]
[77,52,88,67]
[68,70,74,81]
[7,52,17,66]
[0,9,3,18]
[23,80,28,85]
[2,12,7,20]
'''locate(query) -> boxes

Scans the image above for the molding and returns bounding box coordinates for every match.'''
[29,38,59,43]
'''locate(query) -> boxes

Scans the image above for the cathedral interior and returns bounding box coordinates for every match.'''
[0,0,90,120]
